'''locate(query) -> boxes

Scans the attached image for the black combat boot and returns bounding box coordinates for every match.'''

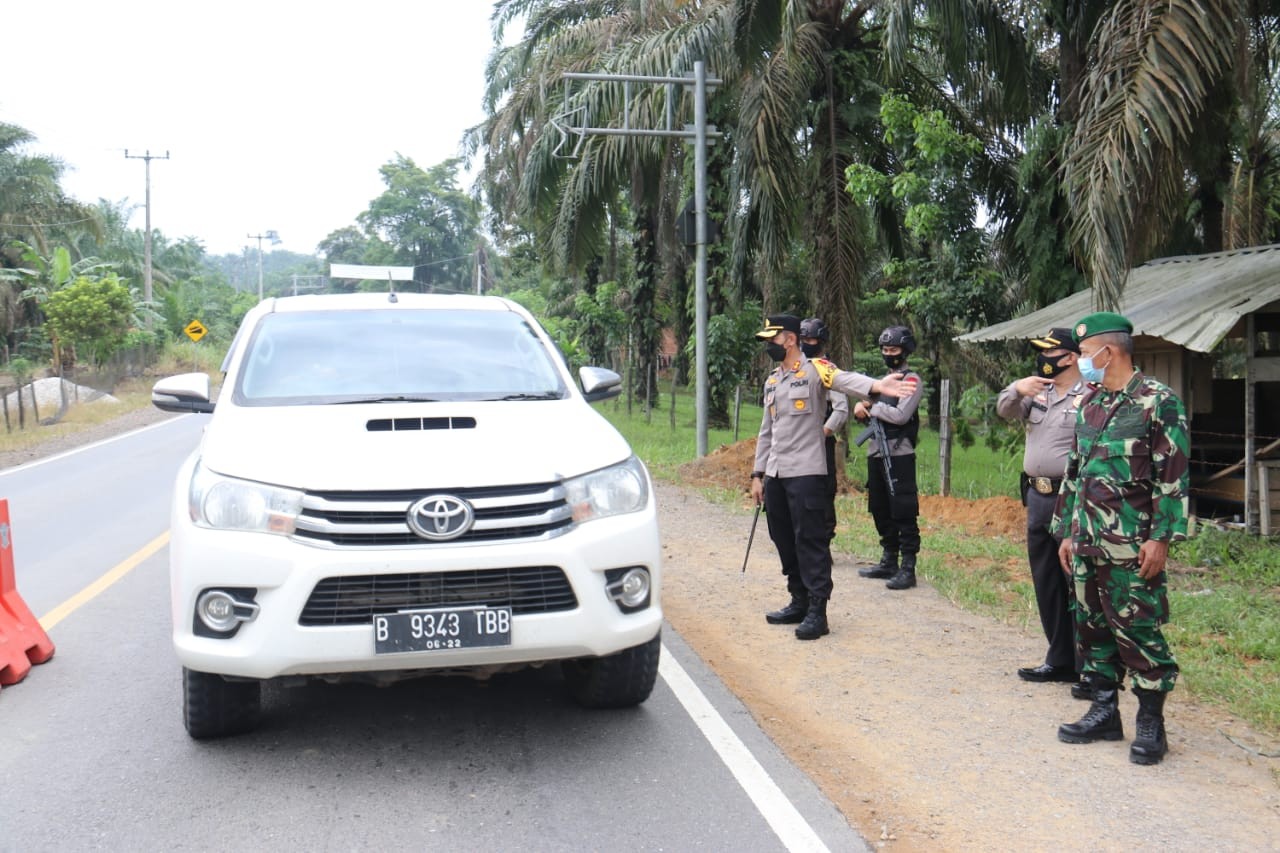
[1057,679,1124,744]
[859,549,898,579]
[1130,687,1169,765]
[794,596,829,640]
[886,553,917,590]
[765,590,809,625]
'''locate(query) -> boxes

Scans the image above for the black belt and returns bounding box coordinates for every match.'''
[1021,473,1062,496]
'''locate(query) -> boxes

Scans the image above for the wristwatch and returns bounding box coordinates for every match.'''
[751,471,765,480]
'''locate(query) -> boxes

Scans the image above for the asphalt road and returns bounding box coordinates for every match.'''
[0,415,866,852]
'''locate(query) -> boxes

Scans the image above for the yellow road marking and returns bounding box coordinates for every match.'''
[38,532,170,630]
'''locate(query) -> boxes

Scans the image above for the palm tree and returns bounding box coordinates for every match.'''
[476,0,699,408]
[1061,0,1261,309]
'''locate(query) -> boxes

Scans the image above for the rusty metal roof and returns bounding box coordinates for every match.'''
[957,244,1280,353]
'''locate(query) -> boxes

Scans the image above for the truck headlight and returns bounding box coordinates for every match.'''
[189,460,304,535]
[563,456,649,523]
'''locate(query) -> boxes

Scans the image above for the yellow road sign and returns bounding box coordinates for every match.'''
[184,320,208,342]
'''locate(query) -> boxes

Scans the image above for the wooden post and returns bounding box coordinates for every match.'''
[733,384,742,443]
[1245,314,1258,534]
[939,379,952,497]
[669,369,677,429]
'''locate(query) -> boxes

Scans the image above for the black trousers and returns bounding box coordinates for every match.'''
[866,453,920,555]
[763,474,833,599]
[1025,487,1078,670]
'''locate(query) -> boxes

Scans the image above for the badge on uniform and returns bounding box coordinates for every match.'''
[794,400,806,410]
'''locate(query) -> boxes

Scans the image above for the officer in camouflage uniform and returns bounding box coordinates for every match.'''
[1051,312,1189,765]
[751,314,918,640]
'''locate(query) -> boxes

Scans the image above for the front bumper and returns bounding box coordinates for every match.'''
[169,501,663,680]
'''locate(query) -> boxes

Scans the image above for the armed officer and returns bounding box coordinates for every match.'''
[751,314,918,640]
[996,327,1087,696]
[854,325,924,590]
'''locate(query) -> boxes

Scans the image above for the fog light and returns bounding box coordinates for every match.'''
[618,569,649,607]
[196,589,259,635]
[603,566,652,614]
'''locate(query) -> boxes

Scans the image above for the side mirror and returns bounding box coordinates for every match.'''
[579,366,622,403]
[153,373,215,414]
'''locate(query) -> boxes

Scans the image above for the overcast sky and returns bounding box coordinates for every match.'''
[3,1,500,257]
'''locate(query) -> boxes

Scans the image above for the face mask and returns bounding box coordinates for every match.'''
[882,353,906,370]
[765,342,787,362]
[801,342,822,358]
[1077,346,1109,384]
[1036,352,1071,378]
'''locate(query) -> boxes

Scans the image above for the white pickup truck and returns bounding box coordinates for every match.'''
[153,292,662,738]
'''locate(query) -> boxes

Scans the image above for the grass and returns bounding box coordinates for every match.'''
[607,387,1280,736]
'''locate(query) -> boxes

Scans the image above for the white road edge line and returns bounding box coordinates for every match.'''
[0,415,183,477]
[659,643,831,853]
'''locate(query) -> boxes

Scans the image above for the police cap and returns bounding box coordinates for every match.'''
[756,314,802,339]
[1030,327,1080,353]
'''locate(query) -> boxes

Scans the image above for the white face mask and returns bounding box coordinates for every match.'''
[1077,346,1110,384]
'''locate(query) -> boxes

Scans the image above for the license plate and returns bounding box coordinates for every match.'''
[373,606,512,654]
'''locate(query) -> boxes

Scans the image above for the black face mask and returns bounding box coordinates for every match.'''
[882,353,906,370]
[765,342,787,362]
[800,342,822,358]
[1036,352,1071,378]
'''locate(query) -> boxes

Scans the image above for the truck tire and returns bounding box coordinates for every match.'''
[183,667,262,739]
[562,632,661,709]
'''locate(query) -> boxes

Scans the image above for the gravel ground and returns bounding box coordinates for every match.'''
[10,406,1280,849]
[656,482,1280,850]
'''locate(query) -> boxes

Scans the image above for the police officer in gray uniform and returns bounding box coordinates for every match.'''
[853,325,924,590]
[996,327,1086,694]
[751,314,918,640]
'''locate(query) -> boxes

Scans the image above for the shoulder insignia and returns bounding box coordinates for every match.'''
[767,376,778,385]
[812,358,838,387]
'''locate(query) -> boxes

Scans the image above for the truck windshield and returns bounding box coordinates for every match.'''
[235,308,568,404]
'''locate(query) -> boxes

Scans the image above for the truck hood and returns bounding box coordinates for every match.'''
[197,399,633,491]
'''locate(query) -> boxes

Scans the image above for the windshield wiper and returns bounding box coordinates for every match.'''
[493,392,563,401]
[331,395,440,404]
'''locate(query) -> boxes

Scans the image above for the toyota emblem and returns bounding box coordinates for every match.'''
[406,495,475,541]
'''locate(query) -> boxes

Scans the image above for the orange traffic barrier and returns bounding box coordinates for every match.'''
[0,499,55,687]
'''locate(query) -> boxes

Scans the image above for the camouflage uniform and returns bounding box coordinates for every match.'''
[1052,371,1190,692]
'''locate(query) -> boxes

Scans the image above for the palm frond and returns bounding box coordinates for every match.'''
[1063,0,1238,309]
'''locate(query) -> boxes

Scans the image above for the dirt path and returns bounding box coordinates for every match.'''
[657,480,1280,849]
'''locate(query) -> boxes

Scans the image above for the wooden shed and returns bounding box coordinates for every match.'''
[958,244,1280,534]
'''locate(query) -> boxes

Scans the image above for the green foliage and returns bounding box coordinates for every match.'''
[954,383,1022,454]
[688,301,763,424]
[357,156,479,293]
[43,273,134,364]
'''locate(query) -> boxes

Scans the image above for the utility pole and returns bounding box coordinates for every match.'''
[247,230,280,300]
[559,62,721,456]
[124,149,170,311]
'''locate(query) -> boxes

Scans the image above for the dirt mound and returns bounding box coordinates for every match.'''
[678,438,1026,541]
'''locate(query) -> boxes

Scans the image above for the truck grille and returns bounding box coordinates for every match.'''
[291,483,574,547]
[299,566,577,626]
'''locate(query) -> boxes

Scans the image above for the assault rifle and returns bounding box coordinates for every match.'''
[854,418,896,497]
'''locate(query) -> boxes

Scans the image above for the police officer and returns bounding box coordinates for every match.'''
[1052,312,1189,766]
[799,317,849,542]
[751,314,918,640]
[996,328,1087,696]
[854,326,924,590]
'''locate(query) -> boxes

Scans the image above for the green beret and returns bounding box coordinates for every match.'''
[1072,311,1133,343]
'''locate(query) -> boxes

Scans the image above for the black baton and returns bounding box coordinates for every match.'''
[741,502,762,573]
